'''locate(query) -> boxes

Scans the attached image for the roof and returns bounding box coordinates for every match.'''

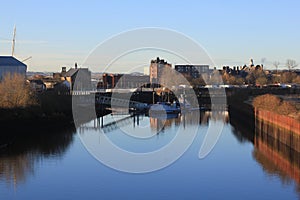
[65,68,89,77]
[65,68,79,77]
[0,56,27,67]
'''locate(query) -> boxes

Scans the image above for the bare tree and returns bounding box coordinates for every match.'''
[261,57,266,67]
[286,59,298,71]
[0,73,35,108]
[273,61,280,74]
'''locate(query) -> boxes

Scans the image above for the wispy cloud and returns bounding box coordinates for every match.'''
[0,40,48,44]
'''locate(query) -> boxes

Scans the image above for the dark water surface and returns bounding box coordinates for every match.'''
[0,111,299,200]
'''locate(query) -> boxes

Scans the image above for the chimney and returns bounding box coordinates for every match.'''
[62,67,66,73]
[75,62,78,69]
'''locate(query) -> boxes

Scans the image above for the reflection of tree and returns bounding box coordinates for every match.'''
[0,126,75,187]
[228,105,255,143]
[0,153,35,186]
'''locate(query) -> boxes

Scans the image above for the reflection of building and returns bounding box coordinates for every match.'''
[149,57,172,84]
[150,116,177,132]
[175,64,209,79]
[149,112,203,132]
[0,56,27,81]
[98,73,149,89]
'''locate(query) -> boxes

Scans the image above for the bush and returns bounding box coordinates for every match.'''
[0,73,36,108]
[253,94,281,110]
[276,101,297,115]
[253,94,298,117]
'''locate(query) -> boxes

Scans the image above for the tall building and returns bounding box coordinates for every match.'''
[149,57,172,84]
[174,64,209,78]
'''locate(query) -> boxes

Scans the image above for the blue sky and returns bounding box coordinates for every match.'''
[0,0,299,72]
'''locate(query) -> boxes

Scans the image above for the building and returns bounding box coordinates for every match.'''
[53,64,91,91]
[98,73,122,89]
[149,57,172,84]
[98,73,149,89]
[28,79,46,92]
[174,64,209,78]
[64,67,91,91]
[0,56,27,81]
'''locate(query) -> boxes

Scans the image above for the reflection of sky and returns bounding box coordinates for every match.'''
[1,114,299,199]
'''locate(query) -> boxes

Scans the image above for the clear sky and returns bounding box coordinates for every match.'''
[0,0,299,72]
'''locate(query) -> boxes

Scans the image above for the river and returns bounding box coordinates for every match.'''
[0,110,299,200]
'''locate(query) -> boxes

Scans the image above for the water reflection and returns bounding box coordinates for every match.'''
[3,108,300,198]
[149,113,181,133]
[228,106,255,143]
[78,110,229,135]
[229,107,300,197]
[253,118,300,195]
[0,126,76,187]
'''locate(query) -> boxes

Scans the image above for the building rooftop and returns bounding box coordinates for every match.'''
[65,68,89,77]
[0,56,26,67]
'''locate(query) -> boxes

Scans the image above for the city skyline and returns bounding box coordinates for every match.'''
[0,0,300,72]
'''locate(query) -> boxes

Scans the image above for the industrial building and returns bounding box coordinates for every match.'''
[0,56,27,81]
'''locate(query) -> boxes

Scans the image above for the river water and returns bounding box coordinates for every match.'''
[0,111,299,200]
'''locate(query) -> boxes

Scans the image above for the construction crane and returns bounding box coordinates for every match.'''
[11,25,16,56]
[22,56,32,62]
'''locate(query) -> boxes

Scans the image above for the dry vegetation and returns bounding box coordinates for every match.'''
[253,94,299,119]
[0,73,36,108]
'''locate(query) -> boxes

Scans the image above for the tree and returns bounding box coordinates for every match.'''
[209,69,223,85]
[0,73,35,108]
[281,72,297,83]
[292,75,300,84]
[256,76,268,86]
[286,59,298,71]
[273,61,280,74]
[245,69,267,86]
[191,75,206,87]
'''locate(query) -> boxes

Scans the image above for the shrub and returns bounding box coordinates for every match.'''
[253,94,281,110]
[276,101,297,116]
[0,73,36,108]
[253,94,298,117]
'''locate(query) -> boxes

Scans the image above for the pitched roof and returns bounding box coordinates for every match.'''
[0,56,26,67]
[65,68,79,77]
[65,68,89,77]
